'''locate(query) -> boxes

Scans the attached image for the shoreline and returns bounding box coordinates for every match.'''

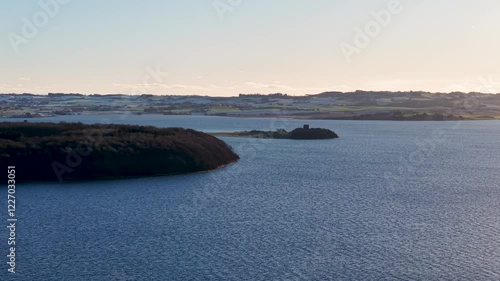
[2,159,240,184]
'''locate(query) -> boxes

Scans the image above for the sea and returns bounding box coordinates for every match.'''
[1,115,500,280]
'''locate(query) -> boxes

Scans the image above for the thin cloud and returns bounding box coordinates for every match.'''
[244,82,353,95]
[447,76,499,94]
[245,82,296,91]
[112,82,235,91]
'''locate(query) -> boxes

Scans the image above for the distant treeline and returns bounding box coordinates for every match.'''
[0,122,239,182]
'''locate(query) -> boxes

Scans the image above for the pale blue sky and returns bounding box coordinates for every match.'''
[1,0,499,96]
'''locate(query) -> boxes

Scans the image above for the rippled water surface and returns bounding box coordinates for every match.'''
[1,115,500,280]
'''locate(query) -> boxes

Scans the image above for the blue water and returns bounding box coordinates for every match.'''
[1,115,500,280]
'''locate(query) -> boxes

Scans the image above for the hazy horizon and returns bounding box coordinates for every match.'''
[2,0,500,96]
[1,89,499,98]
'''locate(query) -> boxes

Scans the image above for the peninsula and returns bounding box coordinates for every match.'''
[213,125,339,140]
[0,122,239,182]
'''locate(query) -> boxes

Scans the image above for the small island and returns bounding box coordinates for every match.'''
[0,122,239,182]
[212,125,339,140]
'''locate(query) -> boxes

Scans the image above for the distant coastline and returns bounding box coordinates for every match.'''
[1,91,499,121]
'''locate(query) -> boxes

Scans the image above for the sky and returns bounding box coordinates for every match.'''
[1,0,499,96]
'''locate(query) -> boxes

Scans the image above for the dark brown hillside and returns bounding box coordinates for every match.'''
[0,122,239,182]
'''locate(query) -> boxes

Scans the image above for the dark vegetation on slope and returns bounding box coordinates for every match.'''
[287,127,339,139]
[0,122,239,182]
